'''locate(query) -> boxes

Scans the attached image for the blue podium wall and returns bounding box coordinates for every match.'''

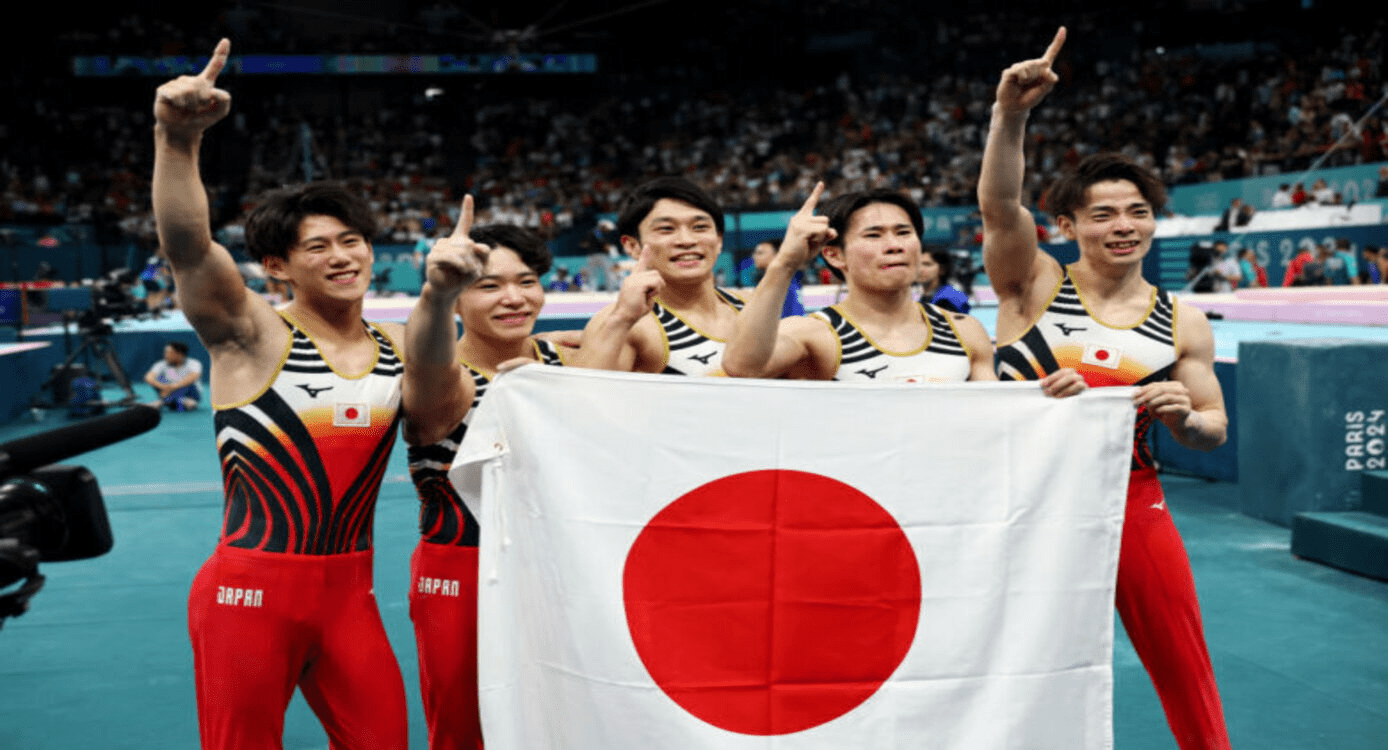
[1237,339,1388,527]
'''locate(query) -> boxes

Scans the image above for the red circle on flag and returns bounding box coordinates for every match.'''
[1094,349,1109,361]
[622,469,921,736]
[345,407,359,420]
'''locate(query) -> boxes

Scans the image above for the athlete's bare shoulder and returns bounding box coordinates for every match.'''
[373,321,406,359]
[782,313,840,379]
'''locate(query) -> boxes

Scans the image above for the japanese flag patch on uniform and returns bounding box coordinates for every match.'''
[1081,343,1123,370]
[333,402,372,427]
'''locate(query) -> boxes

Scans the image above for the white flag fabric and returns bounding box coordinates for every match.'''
[450,366,1134,750]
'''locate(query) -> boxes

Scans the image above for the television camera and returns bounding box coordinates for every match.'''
[0,405,160,627]
[32,268,147,412]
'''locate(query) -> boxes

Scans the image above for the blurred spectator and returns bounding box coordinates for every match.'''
[1284,243,1317,286]
[1238,248,1267,288]
[1215,199,1243,232]
[547,267,575,292]
[747,238,805,317]
[1358,245,1381,284]
[1270,184,1293,208]
[1291,183,1309,206]
[1334,238,1360,282]
[144,341,201,411]
[1309,178,1336,205]
[917,248,970,313]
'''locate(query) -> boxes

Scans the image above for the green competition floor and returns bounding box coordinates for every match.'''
[2,392,1386,749]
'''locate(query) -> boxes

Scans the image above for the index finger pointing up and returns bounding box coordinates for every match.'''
[797,181,825,217]
[200,38,231,82]
[451,194,475,241]
[1041,27,1067,65]
[633,243,654,274]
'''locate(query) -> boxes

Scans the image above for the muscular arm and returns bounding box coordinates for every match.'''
[724,183,833,379]
[571,245,664,372]
[402,196,485,446]
[572,304,648,371]
[949,313,998,382]
[1136,302,1228,450]
[152,39,276,351]
[723,263,814,378]
[401,283,472,446]
[979,29,1066,305]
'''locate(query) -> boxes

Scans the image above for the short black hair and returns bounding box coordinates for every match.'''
[821,189,926,281]
[244,182,377,262]
[925,248,954,282]
[1044,153,1167,219]
[166,340,189,356]
[616,177,724,241]
[469,224,552,277]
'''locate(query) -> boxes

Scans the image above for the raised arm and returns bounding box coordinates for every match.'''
[402,195,487,446]
[152,39,272,349]
[979,28,1066,300]
[1135,302,1228,450]
[571,246,664,371]
[723,183,835,378]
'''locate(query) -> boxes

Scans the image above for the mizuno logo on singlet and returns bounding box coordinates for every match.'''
[1054,322,1087,336]
[856,365,889,379]
[297,384,334,398]
[689,351,717,365]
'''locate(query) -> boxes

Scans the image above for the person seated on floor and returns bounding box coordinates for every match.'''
[144,340,202,411]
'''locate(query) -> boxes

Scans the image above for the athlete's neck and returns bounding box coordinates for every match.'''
[656,278,720,313]
[282,298,368,342]
[1066,261,1156,327]
[457,335,534,377]
[840,283,919,328]
[1068,259,1149,303]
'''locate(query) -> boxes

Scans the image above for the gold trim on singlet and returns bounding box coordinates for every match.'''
[210,316,295,412]
[538,337,569,366]
[457,337,556,381]
[654,290,743,369]
[827,302,934,357]
[994,272,1066,349]
[370,321,403,364]
[279,309,382,380]
[1065,264,1159,331]
[936,305,974,360]
[1170,298,1182,356]
[812,313,845,375]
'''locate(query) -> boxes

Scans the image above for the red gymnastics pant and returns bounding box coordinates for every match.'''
[409,542,484,750]
[1117,468,1230,750]
[188,546,408,750]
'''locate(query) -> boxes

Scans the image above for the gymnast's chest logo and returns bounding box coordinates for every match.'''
[333,403,372,427]
[297,383,334,398]
[1080,343,1123,370]
[688,351,718,365]
[856,364,889,379]
[1054,322,1087,336]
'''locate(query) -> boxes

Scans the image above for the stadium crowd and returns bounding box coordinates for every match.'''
[1,5,1384,257]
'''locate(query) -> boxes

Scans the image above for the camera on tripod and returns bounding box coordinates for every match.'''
[0,405,160,627]
[88,268,144,324]
[32,269,145,415]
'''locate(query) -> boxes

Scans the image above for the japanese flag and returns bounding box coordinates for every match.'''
[451,367,1134,750]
